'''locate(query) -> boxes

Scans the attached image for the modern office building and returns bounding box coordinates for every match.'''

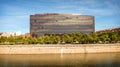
[30,13,95,37]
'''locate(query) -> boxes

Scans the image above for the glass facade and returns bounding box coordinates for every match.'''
[30,13,95,37]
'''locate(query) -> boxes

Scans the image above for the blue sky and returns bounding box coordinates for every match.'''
[0,0,120,34]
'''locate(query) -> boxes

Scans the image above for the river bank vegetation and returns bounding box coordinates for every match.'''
[0,31,120,45]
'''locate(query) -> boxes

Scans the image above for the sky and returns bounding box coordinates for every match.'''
[0,0,120,34]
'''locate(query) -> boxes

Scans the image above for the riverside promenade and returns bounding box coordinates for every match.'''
[0,44,120,54]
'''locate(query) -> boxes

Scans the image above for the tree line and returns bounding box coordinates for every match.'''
[0,31,120,45]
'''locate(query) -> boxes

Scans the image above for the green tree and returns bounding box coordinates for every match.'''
[7,36,15,45]
[81,34,93,44]
[0,36,7,44]
[42,36,51,44]
[38,36,44,44]
[76,32,83,44]
[70,33,78,43]
[22,37,29,44]
[108,32,119,43]
[98,32,110,44]
[28,37,38,44]
[62,34,73,43]
[91,32,98,44]
[15,36,24,44]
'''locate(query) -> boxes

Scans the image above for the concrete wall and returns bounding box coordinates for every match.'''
[0,44,120,54]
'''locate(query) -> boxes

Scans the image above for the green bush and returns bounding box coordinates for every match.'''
[0,31,120,45]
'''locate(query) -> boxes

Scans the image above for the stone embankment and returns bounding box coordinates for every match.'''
[0,44,120,54]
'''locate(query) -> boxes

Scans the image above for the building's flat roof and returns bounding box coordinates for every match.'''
[30,13,94,17]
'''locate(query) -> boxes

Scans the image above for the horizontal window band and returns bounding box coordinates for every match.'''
[30,16,93,19]
[30,20,94,23]
[31,28,93,30]
[32,31,93,34]
[31,25,93,28]
[31,30,93,33]
[30,23,93,26]
[30,17,93,20]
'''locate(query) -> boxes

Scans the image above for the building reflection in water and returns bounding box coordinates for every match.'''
[0,53,120,67]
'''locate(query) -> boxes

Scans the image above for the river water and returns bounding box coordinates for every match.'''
[0,53,120,67]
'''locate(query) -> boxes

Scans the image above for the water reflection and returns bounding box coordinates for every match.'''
[0,53,120,67]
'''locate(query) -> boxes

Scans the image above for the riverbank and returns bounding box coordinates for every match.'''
[0,44,120,54]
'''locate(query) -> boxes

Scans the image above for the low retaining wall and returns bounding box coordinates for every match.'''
[0,44,120,54]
